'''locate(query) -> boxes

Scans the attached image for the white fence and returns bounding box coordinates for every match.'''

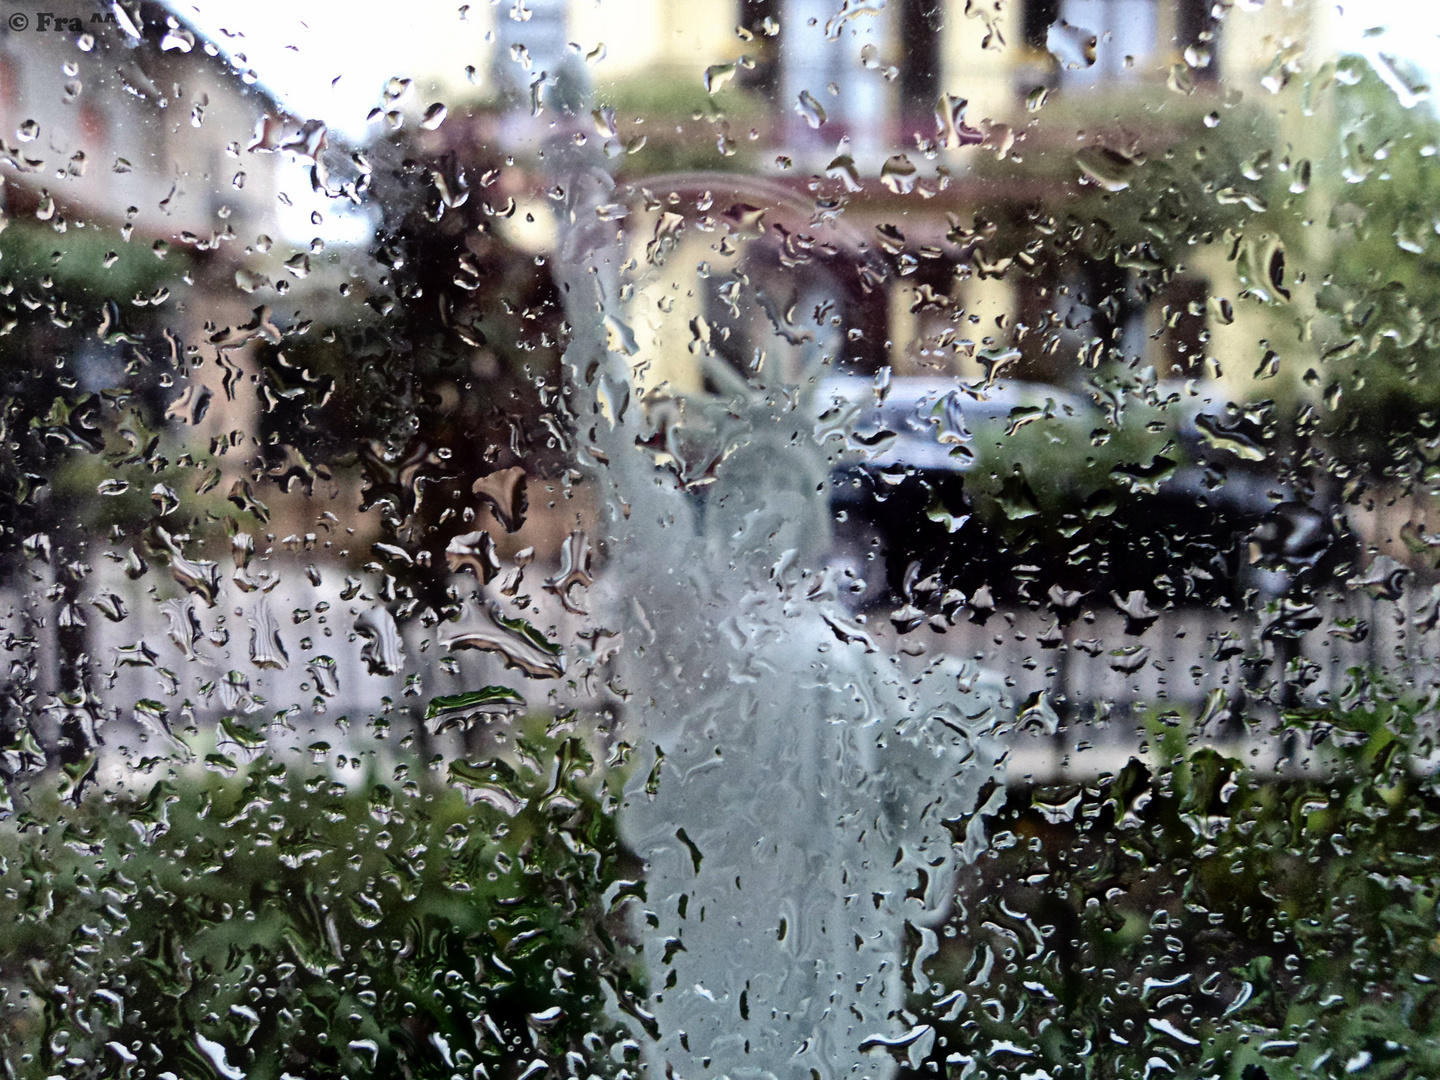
[1,552,1435,786]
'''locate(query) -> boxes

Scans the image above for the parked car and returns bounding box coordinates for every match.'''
[811,372,1343,613]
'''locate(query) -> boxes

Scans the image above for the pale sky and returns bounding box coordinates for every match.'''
[171,0,1439,139]
[171,0,498,141]
[1335,0,1438,108]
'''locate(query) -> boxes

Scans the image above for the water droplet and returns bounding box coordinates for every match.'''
[880,154,918,195]
[796,90,826,129]
[704,63,737,94]
[425,687,526,733]
[445,605,566,679]
[355,606,405,676]
[1076,146,1141,192]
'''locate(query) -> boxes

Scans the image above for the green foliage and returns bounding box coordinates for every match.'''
[593,73,766,178]
[1312,65,1440,481]
[900,682,1440,1080]
[0,721,644,1080]
[0,219,184,303]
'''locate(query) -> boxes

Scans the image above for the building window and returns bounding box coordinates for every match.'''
[738,0,783,97]
[897,0,942,128]
[1021,0,1062,52]
[1176,0,1220,82]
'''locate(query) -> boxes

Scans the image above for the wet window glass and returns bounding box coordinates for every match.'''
[1,1,1437,1079]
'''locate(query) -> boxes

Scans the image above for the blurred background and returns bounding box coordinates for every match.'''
[0,1,1438,1079]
